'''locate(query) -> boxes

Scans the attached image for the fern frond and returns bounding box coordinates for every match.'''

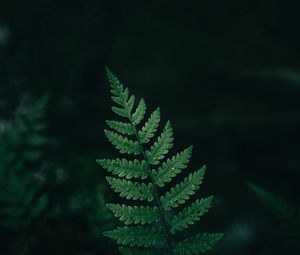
[107,204,160,225]
[174,233,224,255]
[106,177,154,202]
[153,146,193,188]
[161,166,206,211]
[104,130,141,155]
[138,108,160,144]
[132,98,146,126]
[101,68,223,254]
[146,121,173,165]
[106,120,135,135]
[97,158,148,179]
[103,226,165,247]
[170,196,213,234]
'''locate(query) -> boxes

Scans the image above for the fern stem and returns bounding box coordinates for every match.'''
[129,115,174,255]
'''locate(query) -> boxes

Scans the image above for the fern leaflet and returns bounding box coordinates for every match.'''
[138,108,160,143]
[146,121,174,165]
[106,120,136,135]
[174,233,224,255]
[160,166,206,211]
[170,196,213,234]
[103,226,165,247]
[107,204,160,225]
[97,158,148,179]
[153,146,193,187]
[106,177,154,202]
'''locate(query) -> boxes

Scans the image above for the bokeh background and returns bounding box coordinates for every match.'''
[0,1,299,254]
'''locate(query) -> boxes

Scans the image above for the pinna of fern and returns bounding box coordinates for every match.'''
[97,68,223,255]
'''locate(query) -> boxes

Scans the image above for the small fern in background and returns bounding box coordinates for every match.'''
[0,94,50,234]
[248,182,300,253]
[97,68,223,255]
[0,94,116,254]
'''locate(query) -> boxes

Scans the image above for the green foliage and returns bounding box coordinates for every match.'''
[146,121,173,165]
[152,146,193,188]
[160,166,206,211]
[248,182,295,223]
[0,95,50,233]
[138,108,160,144]
[97,158,149,180]
[173,233,224,255]
[98,68,223,254]
[170,196,214,234]
[103,226,166,248]
[248,182,300,252]
[106,204,160,225]
[106,177,155,202]
[104,130,141,155]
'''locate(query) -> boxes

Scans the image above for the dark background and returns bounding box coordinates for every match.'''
[0,0,299,254]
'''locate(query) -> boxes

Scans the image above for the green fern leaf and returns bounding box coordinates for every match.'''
[103,226,165,247]
[132,98,146,125]
[138,108,160,144]
[107,204,160,225]
[101,68,223,254]
[153,146,193,188]
[146,121,174,165]
[106,177,154,202]
[106,120,135,135]
[97,158,148,179]
[170,196,213,234]
[161,166,206,211]
[104,130,141,155]
[174,233,224,255]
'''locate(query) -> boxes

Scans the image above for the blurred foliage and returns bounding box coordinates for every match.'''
[0,95,114,255]
[0,94,51,233]
[248,182,300,254]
